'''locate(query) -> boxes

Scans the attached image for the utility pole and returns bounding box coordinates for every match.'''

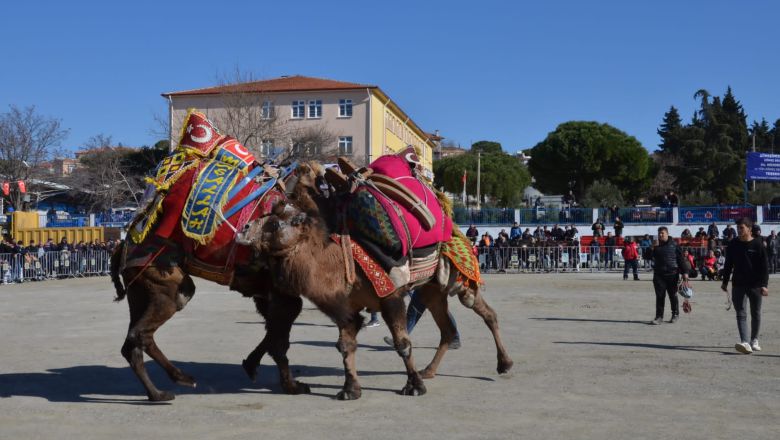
[476,150,481,210]
[752,134,756,191]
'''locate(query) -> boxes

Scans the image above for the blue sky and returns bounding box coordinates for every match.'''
[2,0,778,154]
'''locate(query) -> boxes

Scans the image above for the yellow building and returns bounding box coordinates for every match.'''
[162,75,438,178]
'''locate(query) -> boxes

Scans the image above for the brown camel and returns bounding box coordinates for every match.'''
[110,163,318,402]
[239,200,513,400]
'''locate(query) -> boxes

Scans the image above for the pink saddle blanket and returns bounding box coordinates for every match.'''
[367,152,452,256]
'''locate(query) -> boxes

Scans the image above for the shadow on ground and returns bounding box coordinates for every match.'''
[555,340,780,357]
[0,354,492,403]
[531,317,649,325]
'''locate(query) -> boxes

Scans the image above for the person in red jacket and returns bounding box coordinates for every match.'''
[699,249,717,281]
[621,236,640,280]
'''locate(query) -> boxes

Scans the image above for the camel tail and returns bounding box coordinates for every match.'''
[110,241,127,302]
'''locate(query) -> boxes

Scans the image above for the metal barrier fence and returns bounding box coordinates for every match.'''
[0,250,112,284]
[598,207,673,224]
[474,244,727,274]
[765,205,780,223]
[677,206,757,223]
[453,208,516,225]
[517,207,591,225]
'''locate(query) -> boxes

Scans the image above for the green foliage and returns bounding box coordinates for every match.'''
[580,179,624,208]
[433,142,530,208]
[658,87,750,203]
[527,121,651,202]
[469,140,502,154]
[749,182,780,205]
[658,106,683,154]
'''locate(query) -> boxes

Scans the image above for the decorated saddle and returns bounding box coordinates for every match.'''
[343,147,453,271]
[126,109,289,285]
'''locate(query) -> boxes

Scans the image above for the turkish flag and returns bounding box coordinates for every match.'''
[462,170,467,184]
[2,182,9,196]
[17,180,26,193]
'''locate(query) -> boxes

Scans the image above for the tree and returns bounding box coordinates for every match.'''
[209,67,289,157]
[288,124,338,162]
[581,179,624,208]
[470,140,502,154]
[527,121,651,202]
[433,141,530,208]
[662,87,748,202]
[0,105,69,210]
[657,106,683,155]
[68,135,168,212]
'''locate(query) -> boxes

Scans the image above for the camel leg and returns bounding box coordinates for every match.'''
[335,312,363,400]
[381,295,426,396]
[142,272,197,388]
[470,291,514,374]
[243,292,309,394]
[415,285,457,379]
[242,294,271,382]
[265,293,310,394]
[121,270,193,401]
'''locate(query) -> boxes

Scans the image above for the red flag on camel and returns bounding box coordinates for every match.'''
[2,182,9,196]
[17,180,26,194]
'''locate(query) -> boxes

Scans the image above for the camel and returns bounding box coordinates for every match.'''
[110,167,314,402]
[238,198,514,400]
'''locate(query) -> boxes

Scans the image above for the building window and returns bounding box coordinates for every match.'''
[261,140,274,157]
[338,136,353,155]
[261,101,274,119]
[339,99,353,117]
[291,100,305,119]
[308,100,322,118]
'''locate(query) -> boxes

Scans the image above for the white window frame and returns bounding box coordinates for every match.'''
[339,99,353,117]
[308,100,322,119]
[261,101,274,119]
[261,139,274,157]
[338,136,353,155]
[291,100,305,119]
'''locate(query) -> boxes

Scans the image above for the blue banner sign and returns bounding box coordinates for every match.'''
[747,152,780,181]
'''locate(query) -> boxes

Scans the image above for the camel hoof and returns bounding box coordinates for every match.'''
[284,381,312,395]
[419,368,436,379]
[148,391,175,402]
[400,383,426,396]
[242,359,257,382]
[336,389,361,400]
[498,359,514,375]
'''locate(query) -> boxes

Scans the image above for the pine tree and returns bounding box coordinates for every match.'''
[657,106,683,154]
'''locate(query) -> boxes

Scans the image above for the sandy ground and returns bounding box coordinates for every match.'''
[1,271,779,440]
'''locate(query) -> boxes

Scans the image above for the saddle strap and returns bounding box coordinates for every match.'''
[367,173,436,230]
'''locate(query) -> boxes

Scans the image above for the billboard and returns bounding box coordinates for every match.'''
[747,152,780,181]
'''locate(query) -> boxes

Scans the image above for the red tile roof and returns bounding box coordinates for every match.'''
[163,75,377,97]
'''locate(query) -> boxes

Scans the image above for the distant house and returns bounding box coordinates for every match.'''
[162,75,438,178]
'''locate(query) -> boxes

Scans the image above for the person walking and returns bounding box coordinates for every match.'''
[650,226,691,325]
[720,217,770,354]
[622,237,640,280]
[767,230,777,274]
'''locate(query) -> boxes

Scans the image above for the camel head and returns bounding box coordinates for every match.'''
[237,201,312,255]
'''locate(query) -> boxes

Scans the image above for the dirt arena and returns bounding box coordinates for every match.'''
[1,272,778,440]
